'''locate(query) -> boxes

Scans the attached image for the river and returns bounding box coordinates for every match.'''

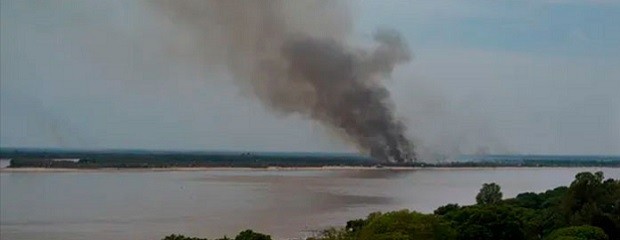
[1,167,618,240]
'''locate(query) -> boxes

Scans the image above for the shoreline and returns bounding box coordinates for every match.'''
[1,165,617,173]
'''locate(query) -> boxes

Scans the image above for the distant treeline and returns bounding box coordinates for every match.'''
[5,158,619,168]
[1,148,619,168]
[1,148,375,168]
[163,171,620,240]
[6,156,376,168]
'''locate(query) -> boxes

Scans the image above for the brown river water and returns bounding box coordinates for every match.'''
[1,167,619,240]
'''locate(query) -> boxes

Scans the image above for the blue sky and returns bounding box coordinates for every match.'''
[1,0,619,156]
[358,0,620,57]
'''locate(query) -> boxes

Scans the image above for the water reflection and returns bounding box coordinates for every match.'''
[331,169,413,179]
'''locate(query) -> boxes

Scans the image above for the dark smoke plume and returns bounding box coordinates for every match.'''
[153,0,415,162]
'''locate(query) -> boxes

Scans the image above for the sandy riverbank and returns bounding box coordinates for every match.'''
[0,166,403,172]
[2,165,613,173]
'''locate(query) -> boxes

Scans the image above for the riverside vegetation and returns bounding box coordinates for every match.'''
[162,171,619,240]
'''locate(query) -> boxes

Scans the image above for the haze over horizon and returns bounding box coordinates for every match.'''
[2,0,619,157]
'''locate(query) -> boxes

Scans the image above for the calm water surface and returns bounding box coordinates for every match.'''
[1,168,619,240]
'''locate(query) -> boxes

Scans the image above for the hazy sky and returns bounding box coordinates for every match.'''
[1,0,619,156]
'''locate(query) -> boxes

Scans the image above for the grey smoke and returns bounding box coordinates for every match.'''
[153,1,415,162]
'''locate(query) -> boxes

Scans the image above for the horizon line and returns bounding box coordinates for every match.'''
[1,147,619,158]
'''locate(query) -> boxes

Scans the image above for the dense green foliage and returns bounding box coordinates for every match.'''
[342,210,455,240]
[162,234,211,240]
[309,211,455,240]
[444,204,525,240]
[161,230,270,240]
[164,171,618,240]
[475,183,503,204]
[234,230,271,240]
[544,226,608,240]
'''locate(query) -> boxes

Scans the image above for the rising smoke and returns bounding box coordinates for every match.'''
[154,0,415,162]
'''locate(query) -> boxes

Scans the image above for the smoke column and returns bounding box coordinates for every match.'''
[154,0,415,162]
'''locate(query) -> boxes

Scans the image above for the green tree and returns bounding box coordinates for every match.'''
[511,192,542,209]
[476,183,503,205]
[563,172,605,216]
[234,230,271,240]
[357,210,456,240]
[539,186,569,209]
[444,205,525,240]
[345,219,367,233]
[434,204,460,216]
[500,186,570,238]
[561,172,620,239]
[544,225,608,240]
[312,227,353,240]
[162,234,208,240]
